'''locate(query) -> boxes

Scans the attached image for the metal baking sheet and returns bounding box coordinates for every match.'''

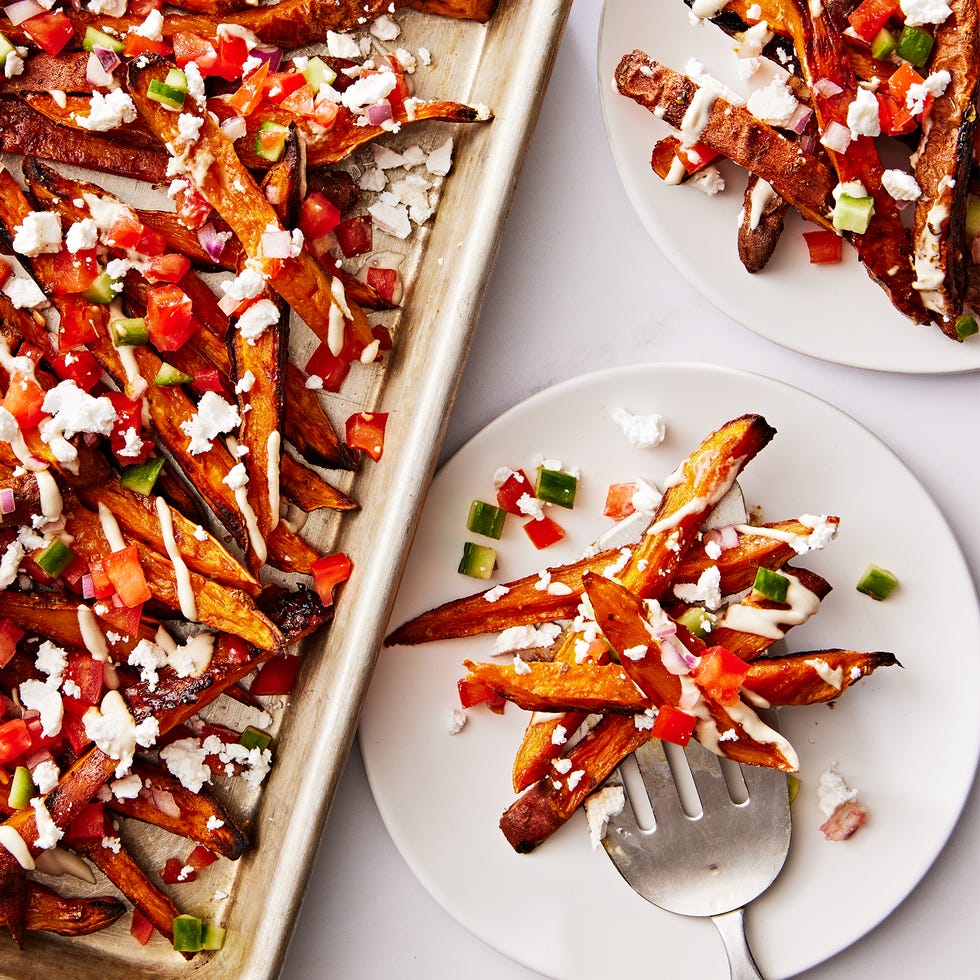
[0,0,571,973]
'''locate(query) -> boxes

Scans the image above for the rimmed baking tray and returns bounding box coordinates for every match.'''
[0,0,572,974]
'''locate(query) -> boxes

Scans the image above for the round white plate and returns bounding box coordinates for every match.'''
[361,363,980,979]
[596,0,980,374]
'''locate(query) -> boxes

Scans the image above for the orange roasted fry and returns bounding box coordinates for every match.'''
[25,883,125,937]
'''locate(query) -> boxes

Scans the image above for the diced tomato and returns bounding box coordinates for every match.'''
[123,32,171,57]
[249,655,302,696]
[63,652,104,718]
[106,209,144,251]
[456,677,505,714]
[21,11,73,56]
[2,373,46,429]
[173,32,217,72]
[51,248,99,295]
[310,551,353,607]
[61,713,92,755]
[345,412,387,462]
[222,635,252,666]
[130,909,154,947]
[105,390,152,465]
[134,224,167,257]
[162,856,195,884]
[603,482,638,520]
[263,71,307,103]
[0,619,24,669]
[49,349,102,392]
[144,253,192,284]
[228,60,270,116]
[692,646,750,704]
[365,266,399,305]
[187,845,218,870]
[313,98,339,129]
[875,90,919,136]
[886,61,924,102]
[65,801,107,842]
[496,468,532,515]
[173,181,213,231]
[802,229,843,264]
[146,284,196,352]
[87,559,116,601]
[211,31,249,81]
[334,215,373,257]
[279,82,316,117]
[0,719,32,766]
[651,704,697,746]
[186,367,226,399]
[98,600,144,639]
[305,337,355,392]
[523,515,565,550]
[199,722,241,744]
[299,192,342,241]
[127,0,162,17]
[25,714,62,754]
[57,296,101,351]
[381,55,410,111]
[103,544,152,607]
[847,0,899,42]
[675,142,719,174]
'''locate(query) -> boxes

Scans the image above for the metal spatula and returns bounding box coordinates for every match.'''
[601,739,791,979]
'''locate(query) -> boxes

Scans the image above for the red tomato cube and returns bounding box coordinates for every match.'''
[523,515,565,550]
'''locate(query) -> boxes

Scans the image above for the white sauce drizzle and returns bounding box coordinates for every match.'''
[0,826,34,870]
[76,604,109,662]
[679,87,717,146]
[805,658,844,690]
[719,571,821,639]
[34,470,63,524]
[664,156,688,186]
[748,178,775,231]
[266,431,281,531]
[154,497,198,622]
[235,486,267,565]
[647,496,707,536]
[97,502,126,552]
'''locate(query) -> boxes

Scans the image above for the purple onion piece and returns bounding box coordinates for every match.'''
[367,99,393,126]
[251,45,282,74]
[93,44,121,73]
[0,487,14,514]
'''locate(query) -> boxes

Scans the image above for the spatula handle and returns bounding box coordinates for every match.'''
[711,907,764,980]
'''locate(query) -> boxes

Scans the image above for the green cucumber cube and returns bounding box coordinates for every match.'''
[833,194,874,234]
[955,314,978,341]
[7,766,34,811]
[36,538,75,579]
[153,362,194,386]
[165,68,188,92]
[856,564,898,601]
[239,725,272,751]
[751,566,790,603]
[0,34,15,68]
[458,541,496,580]
[870,27,897,61]
[172,914,203,952]
[82,270,118,304]
[82,26,123,54]
[202,922,226,950]
[966,199,980,242]
[896,24,934,67]
[120,458,165,496]
[676,606,716,639]
[254,121,289,162]
[302,56,336,91]
[535,467,577,508]
[466,500,507,539]
[109,316,148,347]
[147,78,187,111]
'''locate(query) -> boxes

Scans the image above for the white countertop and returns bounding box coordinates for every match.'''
[282,3,980,977]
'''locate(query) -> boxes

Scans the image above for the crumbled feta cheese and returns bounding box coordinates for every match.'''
[689,166,725,195]
[128,638,168,691]
[368,201,412,239]
[235,370,256,394]
[483,584,510,603]
[343,71,398,111]
[631,480,662,514]
[673,565,723,610]
[223,462,249,491]
[110,773,143,800]
[31,797,63,851]
[220,268,266,302]
[131,8,163,39]
[193,524,208,542]
[86,0,126,15]
[881,168,921,202]
[304,374,323,390]
[326,29,361,59]
[236,297,279,342]
[4,49,25,80]
[516,493,545,520]
[492,622,562,655]
[176,112,204,147]
[610,407,665,449]
[816,766,858,817]
[370,14,400,40]
[32,760,59,795]
[847,86,881,138]
[180,391,240,454]
[551,724,568,745]
[183,61,206,107]
[2,274,46,310]
[36,641,67,685]
[12,211,62,257]
[159,736,212,793]
[40,381,116,445]
[64,218,98,254]
[206,815,225,830]
[19,679,63,738]
[83,690,158,777]
[736,20,773,58]
[747,76,799,127]
[899,0,951,24]
[426,138,453,177]
[101,835,122,853]
[584,784,625,849]
[76,90,137,132]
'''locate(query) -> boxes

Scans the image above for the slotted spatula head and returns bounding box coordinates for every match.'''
[601,738,791,918]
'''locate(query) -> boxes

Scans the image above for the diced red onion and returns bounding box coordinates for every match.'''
[813,78,843,98]
[788,104,813,135]
[218,292,243,316]
[151,789,181,818]
[250,45,282,73]
[219,114,247,142]
[93,44,120,73]
[800,134,819,156]
[367,99,393,126]
[86,50,115,88]
[81,573,95,600]
[0,487,14,514]
[719,524,739,550]
[196,221,228,263]
[260,228,291,258]
[4,0,44,26]
[22,455,45,472]
[21,708,39,723]
[25,749,54,771]
[654,623,677,639]
[661,637,698,675]
[895,197,913,211]
[111,592,124,608]
[820,120,851,154]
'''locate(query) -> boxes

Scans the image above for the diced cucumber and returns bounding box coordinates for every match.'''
[833,194,874,234]
[786,773,801,806]
[109,316,148,347]
[302,56,336,91]
[239,725,272,751]
[254,121,289,162]
[856,563,898,601]
[466,500,507,539]
[955,314,979,341]
[153,362,194,386]
[82,26,123,54]
[0,34,14,68]
[676,606,716,639]
[751,566,790,603]
[165,68,188,92]
[896,24,933,67]
[35,538,75,578]
[172,914,203,952]
[965,198,980,242]
[535,467,577,509]
[120,457,165,496]
[201,922,226,950]
[458,541,496,580]
[870,27,897,61]
[7,766,34,811]
[147,78,187,111]
[82,270,118,304]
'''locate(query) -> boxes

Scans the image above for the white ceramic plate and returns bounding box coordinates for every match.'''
[596,0,980,374]
[361,363,980,979]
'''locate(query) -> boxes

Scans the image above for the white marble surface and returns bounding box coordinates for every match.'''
[282,2,980,977]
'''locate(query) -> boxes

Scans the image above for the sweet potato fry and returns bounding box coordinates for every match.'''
[0,52,93,94]
[25,883,125,937]
[738,175,787,273]
[21,93,159,150]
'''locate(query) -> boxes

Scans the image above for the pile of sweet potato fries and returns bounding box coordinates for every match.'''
[0,0,497,957]
[387,414,899,852]
[614,0,980,341]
